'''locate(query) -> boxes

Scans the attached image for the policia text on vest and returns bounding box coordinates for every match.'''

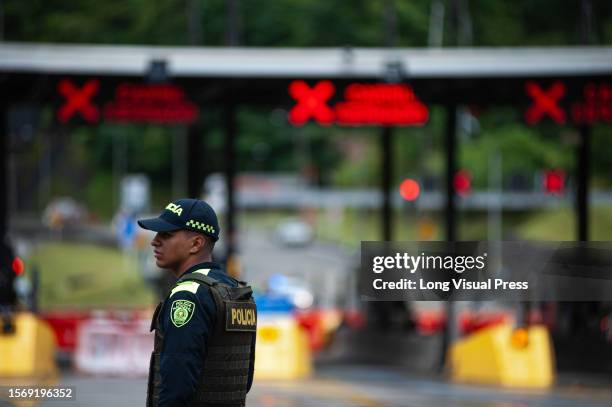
[227,302,257,331]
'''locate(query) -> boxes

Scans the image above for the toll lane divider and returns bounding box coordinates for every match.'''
[41,310,153,376]
[0,313,58,379]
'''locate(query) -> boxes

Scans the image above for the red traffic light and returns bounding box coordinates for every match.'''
[399,178,421,201]
[12,256,24,276]
[454,170,472,196]
[543,170,565,195]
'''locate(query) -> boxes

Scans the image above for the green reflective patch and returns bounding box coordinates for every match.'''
[170,299,195,328]
[170,281,199,297]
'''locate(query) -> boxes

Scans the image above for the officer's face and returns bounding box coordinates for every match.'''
[151,230,193,271]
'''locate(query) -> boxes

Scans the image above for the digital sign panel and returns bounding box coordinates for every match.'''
[57,79,101,124]
[571,83,611,124]
[525,80,611,125]
[288,80,429,127]
[56,79,199,125]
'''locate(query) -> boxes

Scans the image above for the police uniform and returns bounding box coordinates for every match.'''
[138,199,256,407]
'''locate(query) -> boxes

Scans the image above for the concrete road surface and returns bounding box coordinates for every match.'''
[237,226,354,308]
[24,365,611,407]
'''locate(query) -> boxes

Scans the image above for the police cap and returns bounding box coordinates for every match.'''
[137,198,220,241]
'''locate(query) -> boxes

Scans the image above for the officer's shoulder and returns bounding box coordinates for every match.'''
[169,279,218,300]
[173,270,239,296]
[169,281,202,298]
[196,269,240,288]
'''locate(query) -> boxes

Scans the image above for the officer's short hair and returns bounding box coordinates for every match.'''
[186,230,215,254]
[202,234,216,254]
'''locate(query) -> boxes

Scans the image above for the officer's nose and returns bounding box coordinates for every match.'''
[151,233,161,247]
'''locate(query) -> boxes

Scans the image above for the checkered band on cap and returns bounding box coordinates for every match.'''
[186,219,216,234]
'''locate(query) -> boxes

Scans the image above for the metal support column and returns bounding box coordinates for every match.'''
[577,124,591,241]
[368,125,396,333]
[0,104,6,240]
[381,126,393,241]
[441,103,457,369]
[224,103,237,275]
[445,104,457,243]
[187,124,204,198]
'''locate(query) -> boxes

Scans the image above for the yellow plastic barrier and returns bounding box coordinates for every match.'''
[0,313,58,379]
[449,323,554,388]
[254,315,312,379]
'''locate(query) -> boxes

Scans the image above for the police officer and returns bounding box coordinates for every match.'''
[138,198,256,407]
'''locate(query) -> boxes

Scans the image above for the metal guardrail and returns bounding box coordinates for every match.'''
[235,189,612,210]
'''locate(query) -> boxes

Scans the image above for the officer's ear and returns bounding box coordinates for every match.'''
[188,232,207,254]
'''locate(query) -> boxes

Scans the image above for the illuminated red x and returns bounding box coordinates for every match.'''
[525,81,566,125]
[57,79,100,123]
[288,80,335,126]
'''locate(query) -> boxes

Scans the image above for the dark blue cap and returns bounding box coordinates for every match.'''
[137,198,220,241]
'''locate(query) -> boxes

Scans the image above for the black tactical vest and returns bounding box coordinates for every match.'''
[147,272,257,407]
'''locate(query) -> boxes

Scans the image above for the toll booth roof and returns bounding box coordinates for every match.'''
[1,42,611,78]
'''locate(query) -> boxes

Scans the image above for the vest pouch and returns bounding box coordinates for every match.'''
[228,286,253,301]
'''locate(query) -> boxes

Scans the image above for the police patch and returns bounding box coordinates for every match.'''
[170,299,195,328]
[225,301,257,332]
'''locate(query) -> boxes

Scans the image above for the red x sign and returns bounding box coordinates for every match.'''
[525,81,566,125]
[288,80,335,126]
[57,79,100,123]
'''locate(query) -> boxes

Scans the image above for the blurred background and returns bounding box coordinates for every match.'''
[1,0,612,406]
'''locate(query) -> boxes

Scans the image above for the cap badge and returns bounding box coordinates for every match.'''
[165,203,183,216]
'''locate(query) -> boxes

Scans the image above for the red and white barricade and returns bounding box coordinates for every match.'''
[75,315,153,376]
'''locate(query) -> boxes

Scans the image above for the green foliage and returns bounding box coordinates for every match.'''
[331,129,381,187]
[591,124,612,188]
[469,0,525,45]
[83,172,115,219]
[460,122,573,188]
[29,242,154,309]
[5,0,611,46]
[235,108,295,172]
[518,206,612,241]
[5,0,188,44]
[6,0,612,219]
